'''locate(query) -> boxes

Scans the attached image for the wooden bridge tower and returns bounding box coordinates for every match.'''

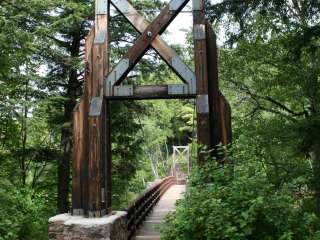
[72,0,232,217]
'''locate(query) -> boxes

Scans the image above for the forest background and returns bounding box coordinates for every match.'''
[0,0,319,239]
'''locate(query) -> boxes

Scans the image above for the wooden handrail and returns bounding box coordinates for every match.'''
[126,176,176,239]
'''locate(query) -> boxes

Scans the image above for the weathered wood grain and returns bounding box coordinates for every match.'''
[71,27,95,214]
[206,21,232,161]
[108,0,189,86]
[106,85,196,100]
[110,0,194,85]
[194,1,211,162]
[72,102,82,212]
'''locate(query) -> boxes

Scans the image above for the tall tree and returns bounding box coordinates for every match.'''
[39,0,93,213]
[209,0,320,214]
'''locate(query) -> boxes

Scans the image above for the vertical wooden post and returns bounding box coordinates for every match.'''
[72,0,110,217]
[206,21,232,161]
[105,100,112,211]
[88,97,106,217]
[193,0,211,163]
[206,21,221,156]
[72,27,94,215]
[87,0,110,217]
[103,1,112,212]
[72,102,83,214]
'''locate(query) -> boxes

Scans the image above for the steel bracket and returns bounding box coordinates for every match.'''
[72,209,84,216]
[94,31,106,44]
[192,0,203,11]
[168,84,189,95]
[169,0,185,11]
[111,0,130,14]
[113,85,134,96]
[105,59,130,96]
[171,56,196,94]
[96,0,108,15]
[194,24,206,40]
[101,188,105,203]
[89,97,103,117]
[197,94,209,113]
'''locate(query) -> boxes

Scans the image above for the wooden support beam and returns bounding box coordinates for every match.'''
[106,85,196,100]
[72,100,84,215]
[219,94,232,145]
[105,0,189,91]
[193,0,211,162]
[105,100,112,211]
[85,28,95,100]
[206,20,232,161]
[88,97,107,217]
[206,21,221,149]
[87,0,110,217]
[72,27,94,215]
[89,38,108,213]
[110,0,195,90]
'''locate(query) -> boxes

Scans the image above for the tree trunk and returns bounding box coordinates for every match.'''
[58,127,72,213]
[57,30,81,213]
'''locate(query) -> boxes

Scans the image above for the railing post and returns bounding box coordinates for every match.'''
[126,177,175,239]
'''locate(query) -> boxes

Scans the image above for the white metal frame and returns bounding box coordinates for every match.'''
[172,145,191,177]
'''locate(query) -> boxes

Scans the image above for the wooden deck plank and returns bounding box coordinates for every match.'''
[134,185,186,240]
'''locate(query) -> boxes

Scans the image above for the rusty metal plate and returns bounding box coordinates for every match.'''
[197,94,209,113]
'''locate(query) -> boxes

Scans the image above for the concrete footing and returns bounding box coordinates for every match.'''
[48,211,128,240]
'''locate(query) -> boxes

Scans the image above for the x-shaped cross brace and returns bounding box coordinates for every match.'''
[105,0,196,96]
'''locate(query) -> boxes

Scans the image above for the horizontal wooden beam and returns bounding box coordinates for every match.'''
[105,85,196,100]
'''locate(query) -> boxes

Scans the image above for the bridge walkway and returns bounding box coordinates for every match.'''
[134,184,186,240]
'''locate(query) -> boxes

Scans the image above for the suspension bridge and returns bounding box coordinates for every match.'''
[49,0,232,239]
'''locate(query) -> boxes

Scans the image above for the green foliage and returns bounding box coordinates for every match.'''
[161,158,320,240]
[215,0,320,216]
[0,180,55,240]
[1,0,319,239]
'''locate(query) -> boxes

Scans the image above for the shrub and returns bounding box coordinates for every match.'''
[160,161,320,240]
[0,180,54,240]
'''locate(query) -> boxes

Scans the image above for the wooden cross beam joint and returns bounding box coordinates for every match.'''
[71,0,233,218]
[105,0,196,97]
